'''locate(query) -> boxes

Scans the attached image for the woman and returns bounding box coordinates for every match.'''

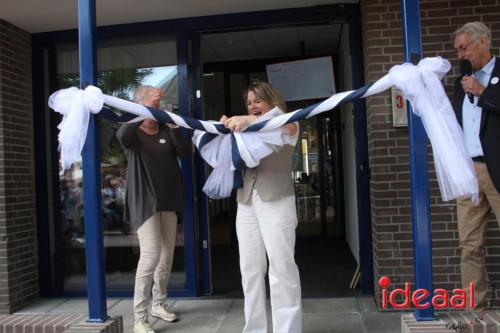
[116,85,191,333]
[222,82,302,333]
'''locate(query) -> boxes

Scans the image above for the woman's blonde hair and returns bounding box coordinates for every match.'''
[243,82,287,113]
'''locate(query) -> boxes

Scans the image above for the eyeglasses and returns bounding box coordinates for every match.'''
[456,38,478,55]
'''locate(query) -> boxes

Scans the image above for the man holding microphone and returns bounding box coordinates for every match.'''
[452,21,500,310]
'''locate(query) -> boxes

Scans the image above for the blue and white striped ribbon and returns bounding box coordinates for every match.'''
[48,56,479,202]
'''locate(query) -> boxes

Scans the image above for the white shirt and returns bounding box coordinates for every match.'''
[462,56,495,158]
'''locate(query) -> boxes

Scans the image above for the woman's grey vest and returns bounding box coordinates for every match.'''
[237,145,295,204]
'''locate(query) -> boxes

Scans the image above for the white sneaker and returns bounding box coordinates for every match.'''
[134,319,155,333]
[151,302,178,322]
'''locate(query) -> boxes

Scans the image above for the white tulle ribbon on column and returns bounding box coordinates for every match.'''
[388,57,478,203]
[48,85,104,174]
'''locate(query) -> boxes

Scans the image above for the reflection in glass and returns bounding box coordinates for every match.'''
[52,37,186,291]
[293,117,339,238]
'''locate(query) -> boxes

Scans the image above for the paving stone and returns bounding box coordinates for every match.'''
[216,315,245,333]
[302,298,359,314]
[302,313,364,333]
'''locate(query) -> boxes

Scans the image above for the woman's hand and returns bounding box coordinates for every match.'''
[143,88,165,108]
[282,123,298,136]
[223,115,257,131]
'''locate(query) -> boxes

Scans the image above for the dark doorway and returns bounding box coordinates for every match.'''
[200,24,359,298]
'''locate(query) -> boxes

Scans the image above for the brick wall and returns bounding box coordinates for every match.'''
[361,0,500,309]
[0,19,38,313]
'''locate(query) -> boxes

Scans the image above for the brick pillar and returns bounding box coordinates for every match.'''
[0,19,38,313]
[361,0,500,309]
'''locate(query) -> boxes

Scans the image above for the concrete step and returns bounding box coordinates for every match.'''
[402,311,500,333]
[64,316,122,333]
[0,314,122,333]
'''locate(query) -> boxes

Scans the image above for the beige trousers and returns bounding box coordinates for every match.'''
[134,211,177,322]
[457,162,500,310]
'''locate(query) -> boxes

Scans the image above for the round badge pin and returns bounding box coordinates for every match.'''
[159,139,166,144]
[491,76,499,85]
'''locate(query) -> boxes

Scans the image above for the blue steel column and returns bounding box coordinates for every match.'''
[177,31,199,296]
[401,0,435,321]
[348,5,374,295]
[78,0,108,322]
[191,33,212,295]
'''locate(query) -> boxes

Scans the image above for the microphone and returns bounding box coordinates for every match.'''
[460,59,475,104]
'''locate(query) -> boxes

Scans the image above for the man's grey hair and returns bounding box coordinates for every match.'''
[454,22,492,48]
[132,85,155,104]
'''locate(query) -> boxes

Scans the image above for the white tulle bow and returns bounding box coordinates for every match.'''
[388,57,478,203]
[48,85,104,173]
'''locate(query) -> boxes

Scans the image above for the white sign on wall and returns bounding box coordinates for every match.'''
[266,56,336,102]
[391,87,408,127]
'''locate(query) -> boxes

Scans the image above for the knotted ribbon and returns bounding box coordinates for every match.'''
[48,85,104,173]
[48,56,479,202]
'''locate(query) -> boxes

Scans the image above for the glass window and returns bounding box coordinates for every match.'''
[49,34,187,292]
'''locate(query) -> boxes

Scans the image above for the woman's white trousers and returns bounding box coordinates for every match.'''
[236,191,302,333]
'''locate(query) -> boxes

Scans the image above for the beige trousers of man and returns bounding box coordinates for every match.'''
[134,211,177,322]
[457,162,500,310]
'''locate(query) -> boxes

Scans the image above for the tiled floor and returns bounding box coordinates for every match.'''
[16,297,406,333]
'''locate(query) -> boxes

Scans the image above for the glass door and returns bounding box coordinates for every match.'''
[42,34,197,296]
[291,114,340,239]
[195,25,344,296]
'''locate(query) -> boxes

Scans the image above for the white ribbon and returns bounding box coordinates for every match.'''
[48,85,104,173]
[48,56,479,203]
[388,57,478,203]
[192,109,298,198]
